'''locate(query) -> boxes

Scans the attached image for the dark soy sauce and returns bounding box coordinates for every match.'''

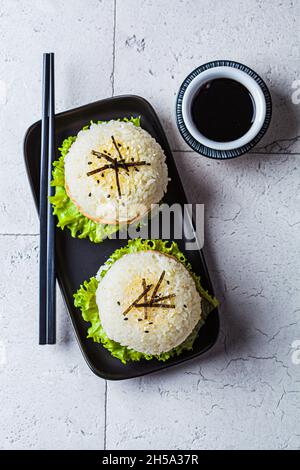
[191,78,255,142]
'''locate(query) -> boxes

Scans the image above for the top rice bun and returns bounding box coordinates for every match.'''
[64,120,168,225]
[96,251,202,355]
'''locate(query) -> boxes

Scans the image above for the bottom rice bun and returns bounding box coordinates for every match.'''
[96,251,202,355]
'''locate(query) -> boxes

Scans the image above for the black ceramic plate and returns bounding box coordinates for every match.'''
[23,95,219,380]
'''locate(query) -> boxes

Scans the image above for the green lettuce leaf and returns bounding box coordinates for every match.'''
[50,117,141,243]
[74,239,218,364]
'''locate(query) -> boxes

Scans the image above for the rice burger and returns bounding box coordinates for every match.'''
[50,118,168,242]
[74,239,218,363]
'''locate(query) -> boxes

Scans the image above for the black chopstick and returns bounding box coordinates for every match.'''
[39,54,50,345]
[39,52,56,345]
[46,53,56,344]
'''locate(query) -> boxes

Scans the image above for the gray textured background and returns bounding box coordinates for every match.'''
[0,0,299,450]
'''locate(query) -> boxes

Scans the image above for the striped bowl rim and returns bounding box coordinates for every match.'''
[176,60,272,159]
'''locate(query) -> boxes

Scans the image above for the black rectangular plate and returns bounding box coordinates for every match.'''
[23,95,219,380]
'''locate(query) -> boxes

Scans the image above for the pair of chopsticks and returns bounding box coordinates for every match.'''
[39,53,56,345]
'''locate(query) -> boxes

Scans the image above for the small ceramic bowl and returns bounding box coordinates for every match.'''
[176,60,272,159]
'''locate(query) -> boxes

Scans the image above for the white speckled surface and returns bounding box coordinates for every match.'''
[0,0,300,450]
